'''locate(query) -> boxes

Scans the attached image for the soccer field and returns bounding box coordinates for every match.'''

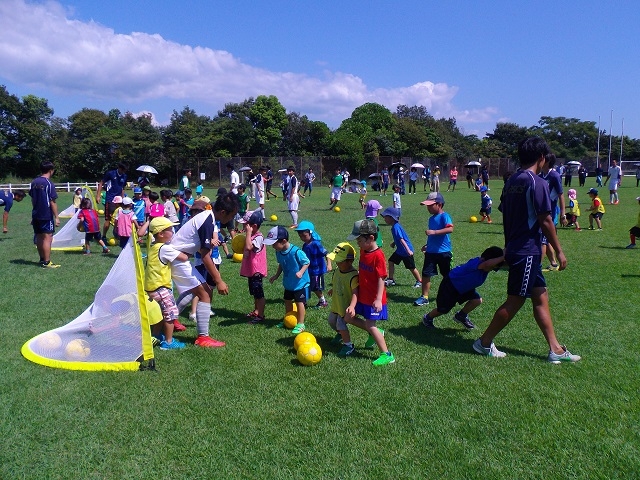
[2,181,639,479]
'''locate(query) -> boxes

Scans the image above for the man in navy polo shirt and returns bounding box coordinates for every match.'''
[29,161,60,268]
[0,188,26,233]
[96,162,128,238]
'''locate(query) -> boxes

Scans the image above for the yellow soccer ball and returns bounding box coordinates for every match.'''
[37,332,62,350]
[270,214,278,221]
[470,215,478,223]
[232,252,243,263]
[231,234,246,254]
[98,209,105,215]
[294,332,317,351]
[283,312,298,329]
[108,238,116,246]
[297,342,322,366]
[65,339,91,360]
[334,206,341,212]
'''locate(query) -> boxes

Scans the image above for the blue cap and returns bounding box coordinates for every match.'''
[480,186,488,192]
[133,187,142,194]
[380,207,401,222]
[263,226,289,245]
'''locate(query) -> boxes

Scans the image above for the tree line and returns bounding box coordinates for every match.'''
[2,84,639,182]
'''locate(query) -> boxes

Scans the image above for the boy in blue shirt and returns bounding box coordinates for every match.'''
[132,187,146,225]
[295,220,331,308]
[380,207,422,288]
[0,188,25,233]
[266,226,310,334]
[422,246,504,329]
[415,192,453,306]
[479,186,492,223]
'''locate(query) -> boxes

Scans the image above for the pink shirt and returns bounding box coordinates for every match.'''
[240,232,267,277]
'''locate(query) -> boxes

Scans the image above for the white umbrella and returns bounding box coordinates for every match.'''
[136,165,158,174]
[368,173,382,178]
[238,166,253,172]
[349,179,363,184]
[465,161,481,167]
[411,163,425,169]
[566,161,581,166]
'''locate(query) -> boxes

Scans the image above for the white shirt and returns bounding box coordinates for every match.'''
[230,170,240,194]
[608,165,622,183]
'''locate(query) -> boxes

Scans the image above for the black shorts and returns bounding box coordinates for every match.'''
[422,252,452,278]
[309,274,325,292]
[32,219,55,235]
[506,254,546,298]
[436,275,480,314]
[248,274,264,299]
[195,263,220,287]
[630,226,640,236]
[590,212,604,219]
[284,287,308,303]
[389,251,416,270]
[104,201,118,222]
[85,232,103,243]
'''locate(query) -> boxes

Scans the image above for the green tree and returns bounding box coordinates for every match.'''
[530,116,598,159]
[486,122,531,159]
[213,99,255,156]
[249,95,288,156]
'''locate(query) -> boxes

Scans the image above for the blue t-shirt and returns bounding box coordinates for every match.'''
[391,222,414,257]
[0,190,15,212]
[302,240,328,276]
[133,198,146,223]
[276,245,310,291]
[426,212,453,253]
[481,194,492,210]
[540,169,563,214]
[102,169,127,202]
[448,257,488,294]
[29,176,57,220]
[499,169,551,256]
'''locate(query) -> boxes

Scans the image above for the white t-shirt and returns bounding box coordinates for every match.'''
[608,165,622,183]
[170,210,216,255]
[230,170,240,194]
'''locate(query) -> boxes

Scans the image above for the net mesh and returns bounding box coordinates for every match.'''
[51,210,85,251]
[59,186,98,218]
[21,238,156,371]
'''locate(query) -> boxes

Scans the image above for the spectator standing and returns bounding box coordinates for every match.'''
[29,161,60,268]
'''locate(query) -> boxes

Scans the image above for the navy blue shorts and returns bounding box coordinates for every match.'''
[435,275,480,314]
[309,274,325,292]
[85,232,103,243]
[506,254,546,298]
[284,287,308,303]
[422,252,452,278]
[32,219,55,235]
[248,274,264,299]
[355,302,388,321]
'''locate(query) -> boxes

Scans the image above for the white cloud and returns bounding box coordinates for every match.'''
[0,0,498,128]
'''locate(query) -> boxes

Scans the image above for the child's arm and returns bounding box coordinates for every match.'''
[373,277,384,312]
[175,252,189,262]
[296,262,309,279]
[137,220,149,236]
[478,256,505,272]
[426,225,454,236]
[269,265,282,283]
[344,286,359,321]
[398,238,413,256]
[325,254,332,272]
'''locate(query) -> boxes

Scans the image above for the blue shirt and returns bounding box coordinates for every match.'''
[481,194,492,210]
[499,169,551,256]
[0,190,15,212]
[426,212,453,254]
[540,169,563,213]
[390,222,414,257]
[302,240,328,276]
[448,257,489,294]
[133,198,146,223]
[276,245,310,291]
[102,169,127,202]
[29,176,57,220]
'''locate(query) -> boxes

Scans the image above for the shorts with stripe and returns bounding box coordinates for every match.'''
[506,254,546,298]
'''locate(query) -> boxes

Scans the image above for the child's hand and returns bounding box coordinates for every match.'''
[295,271,303,279]
[373,299,382,312]
[216,280,229,295]
[425,229,435,236]
[421,245,426,253]
[327,288,333,297]
[344,306,355,320]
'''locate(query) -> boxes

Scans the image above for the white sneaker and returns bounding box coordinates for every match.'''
[188,313,196,321]
[547,345,581,364]
[473,338,506,358]
[210,310,216,317]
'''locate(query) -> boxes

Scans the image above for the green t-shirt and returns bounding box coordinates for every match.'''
[238,193,249,214]
[332,175,344,188]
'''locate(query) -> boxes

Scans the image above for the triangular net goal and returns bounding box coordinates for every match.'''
[22,236,157,371]
[51,210,85,251]
[59,186,98,218]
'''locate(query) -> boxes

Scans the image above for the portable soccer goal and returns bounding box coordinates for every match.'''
[59,186,98,218]
[51,210,85,251]
[21,236,158,371]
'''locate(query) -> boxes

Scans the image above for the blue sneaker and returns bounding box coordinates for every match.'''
[160,339,186,350]
[414,296,429,306]
[337,343,355,357]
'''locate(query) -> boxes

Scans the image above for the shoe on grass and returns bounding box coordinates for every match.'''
[414,296,429,306]
[194,335,226,348]
[364,328,384,349]
[173,320,187,332]
[188,313,197,321]
[454,311,475,329]
[626,244,637,249]
[41,261,61,269]
[422,314,435,329]
[472,338,506,358]
[247,316,264,325]
[372,352,395,366]
[291,324,306,334]
[314,299,328,308]
[384,279,396,287]
[160,339,186,350]
[413,281,422,288]
[275,321,285,328]
[337,343,355,357]
[330,333,343,345]
[542,264,559,272]
[548,345,581,364]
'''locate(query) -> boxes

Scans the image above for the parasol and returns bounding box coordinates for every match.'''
[136,165,158,174]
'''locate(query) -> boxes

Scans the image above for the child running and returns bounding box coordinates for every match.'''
[346,219,395,366]
[421,246,504,329]
[295,220,332,308]
[479,186,492,223]
[380,207,422,288]
[566,189,581,231]
[326,242,359,356]
[266,226,310,334]
[238,211,268,323]
[77,198,110,255]
[586,188,605,230]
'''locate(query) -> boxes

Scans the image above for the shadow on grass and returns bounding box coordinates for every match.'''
[598,245,629,250]
[9,259,42,266]
[621,274,640,278]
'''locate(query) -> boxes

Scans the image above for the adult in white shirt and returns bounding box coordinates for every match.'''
[227,163,240,194]
[605,159,622,204]
[285,165,300,228]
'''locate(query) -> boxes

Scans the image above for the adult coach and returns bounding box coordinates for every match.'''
[180,168,191,191]
[29,161,60,268]
[285,165,300,228]
[96,162,128,238]
[472,137,580,363]
[605,159,622,204]
[0,189,26,233]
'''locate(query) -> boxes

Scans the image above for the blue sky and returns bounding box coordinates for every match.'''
[1,0,639,138]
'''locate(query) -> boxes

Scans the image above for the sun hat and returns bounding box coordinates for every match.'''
[133,187,142,194]
[112,196,123,204]
[149,217,178,235]
[327,242,356,263]
[143,185,151,191]
[346,219,377,240]
[121,197,133,206]
[190,200,209,211]
[263,226,289,245]
[568,189,577,199]
[294,220,315,232]
[149,203,164,218]
[480,186,488,193]
[588,188,598,195]
[237,210,264,226]
[421,192,445,206]
[380,207,401,222]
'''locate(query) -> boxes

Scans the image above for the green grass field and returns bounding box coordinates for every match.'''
[2,181,640,479]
